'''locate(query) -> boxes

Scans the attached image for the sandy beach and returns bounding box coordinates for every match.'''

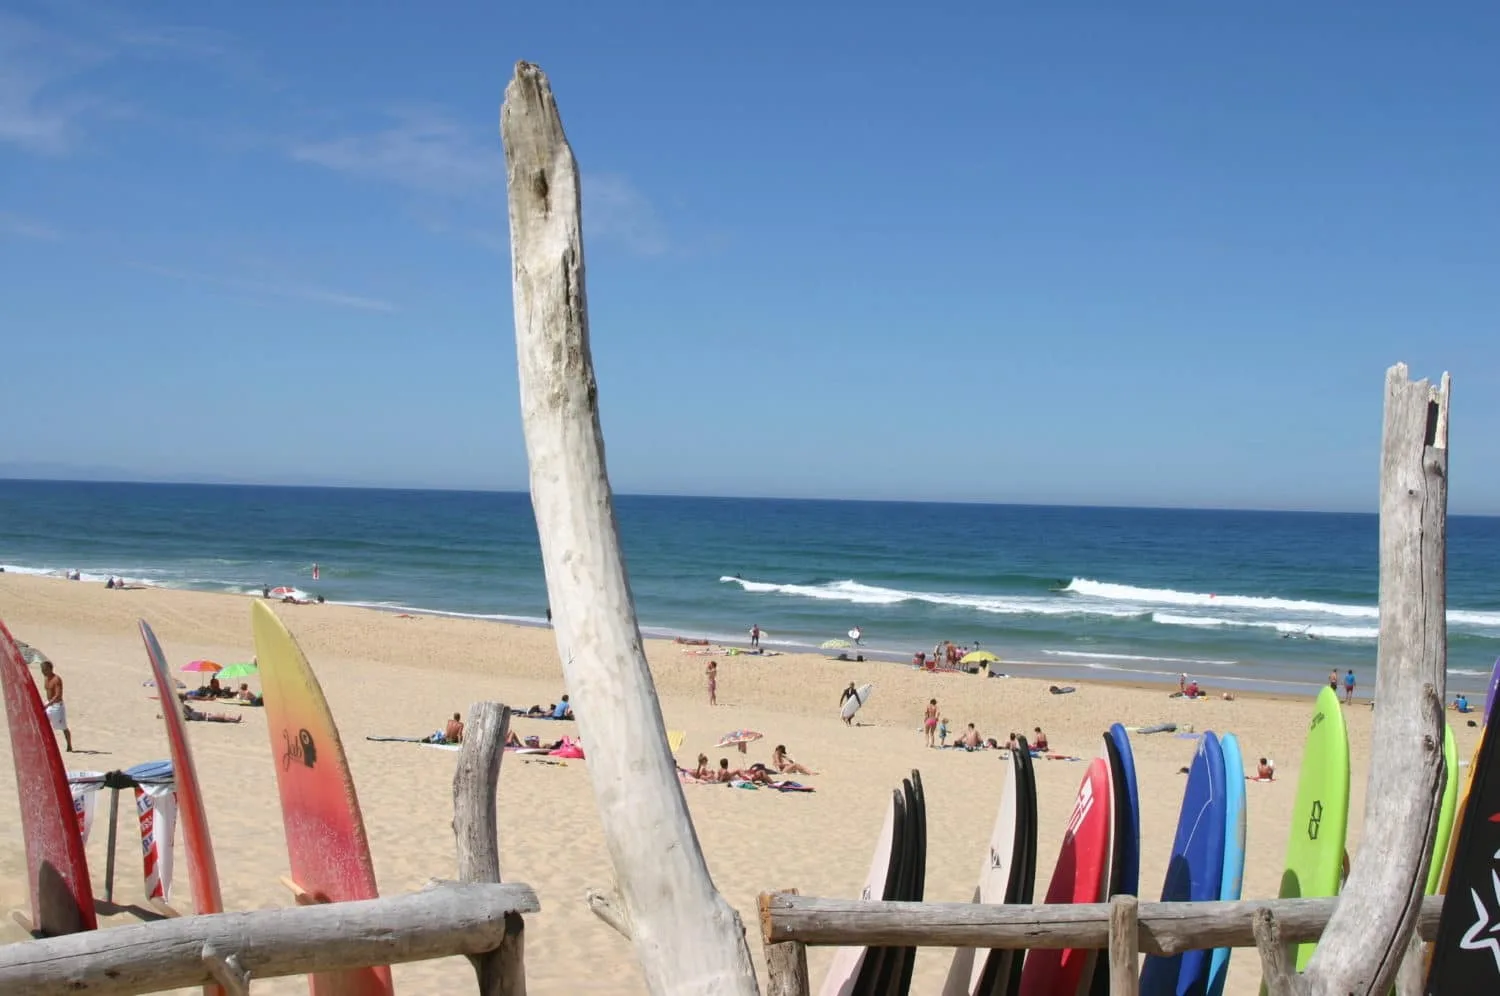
[0,573,1474,995]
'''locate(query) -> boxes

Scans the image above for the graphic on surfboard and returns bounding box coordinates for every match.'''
[1273,687,1350,976]
[1018,756,1113,996]
[139,620,223,918]
[1427,676,1500,992]
[0,618,97,936]
[1141,731,1227,996]
[252,600,393,996]
[943,740,1038,996]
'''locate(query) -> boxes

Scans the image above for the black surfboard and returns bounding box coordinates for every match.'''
[1426,713,1500,994]
[853,788,906,995]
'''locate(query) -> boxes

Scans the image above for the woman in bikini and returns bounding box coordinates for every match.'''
[923,698,939,747]
[772,744,815,775]
[706,661,718,706]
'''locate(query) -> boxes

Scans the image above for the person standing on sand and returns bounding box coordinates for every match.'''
[1328,669,1339,694]
[1343,669,1356,705]
[750,624,761,649]
[923,698,939,747]
[840,682,859,726]
[706,661,718,706]
[40,661,72,752]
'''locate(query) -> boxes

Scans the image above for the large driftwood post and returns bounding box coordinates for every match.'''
[453,702,525,996]
[500,61,760,996]
[1286,365,1451,996]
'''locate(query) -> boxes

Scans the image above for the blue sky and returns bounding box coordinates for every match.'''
[3,2,1498,513]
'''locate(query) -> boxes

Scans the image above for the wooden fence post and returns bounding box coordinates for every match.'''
[1109,895,1139,996]
[501,60,760,995]
[453,703,526,996]
[1300,366,1450,996]
[762,891,811,996]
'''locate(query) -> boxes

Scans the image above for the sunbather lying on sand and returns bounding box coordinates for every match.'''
[181,702,241,724]
[772,744,815,775]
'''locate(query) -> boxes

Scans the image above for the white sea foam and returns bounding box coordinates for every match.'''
[718,576,1144,619]
[1042,649,1238,667]
[1151,612,1380,641]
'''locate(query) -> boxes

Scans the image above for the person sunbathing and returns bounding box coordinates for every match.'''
[1256,758,1275,780]
[186,678,224,700]
[1032,727,1050,752]
[443,712,464,744]
[692,754,713,780]
[772,744,815,775]
[959,724,982,749]
[236,683,262,706]
[181,702,241,724]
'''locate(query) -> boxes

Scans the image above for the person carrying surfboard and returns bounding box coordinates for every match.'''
[840,682,859,726]
[39,661,72,752]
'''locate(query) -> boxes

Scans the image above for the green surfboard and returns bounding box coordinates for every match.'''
[1276,686,1350,972]
[1424,724,1458,895]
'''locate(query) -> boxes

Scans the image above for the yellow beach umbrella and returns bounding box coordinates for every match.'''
[960,650,999,665]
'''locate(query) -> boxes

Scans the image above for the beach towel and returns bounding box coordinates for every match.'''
[422,743,462,752]
[770,781,815,793]
[1048,685,1076,695]
[367,734,443,744]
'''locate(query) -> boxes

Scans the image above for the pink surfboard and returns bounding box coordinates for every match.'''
[252,601,392,996]
[139,621,224,947]
[1019,757,1113,996]
[0,618,97,935]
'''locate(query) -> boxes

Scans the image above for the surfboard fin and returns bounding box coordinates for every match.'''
[279,875,329,905]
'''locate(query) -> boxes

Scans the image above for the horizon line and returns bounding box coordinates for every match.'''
[3,474,1497,519]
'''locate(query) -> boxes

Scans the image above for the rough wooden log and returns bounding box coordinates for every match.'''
[452,702,526,996]
[1108,895,1139,996]
[0,883,540,996]
[501,60,757,996]
[586,887,632,940]
[762,890,811,996]
[1392,929,1425,996]
[1301,366,1450,996]
[1253,908,1299,996]
[758,894,1445,954]
[200,944,250,996]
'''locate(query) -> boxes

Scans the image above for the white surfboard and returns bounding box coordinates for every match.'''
[941,758,1020,995]
[819,791,898,996]
[841,683,873,721]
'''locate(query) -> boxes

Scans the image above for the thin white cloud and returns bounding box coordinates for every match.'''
[290,105,672,256]
[0,212,63,241]
[0,12,106,154]
[134,262,397,313]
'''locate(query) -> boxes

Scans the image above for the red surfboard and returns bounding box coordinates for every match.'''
[0,618,97,935]
[1019,757,1113,996]
[139,620,224,993]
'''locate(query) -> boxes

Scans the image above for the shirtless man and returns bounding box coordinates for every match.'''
[959,723,982,750]
[444,712,465,744]
[40,662,71,752]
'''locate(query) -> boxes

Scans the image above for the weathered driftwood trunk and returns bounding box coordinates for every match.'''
[454,702,526,995]
[500,61,760,996]
[1278,365,1451,996]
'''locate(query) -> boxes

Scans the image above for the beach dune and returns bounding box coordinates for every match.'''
[0,574,1468,995]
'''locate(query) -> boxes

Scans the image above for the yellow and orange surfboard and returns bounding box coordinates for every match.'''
[252,600,392,996]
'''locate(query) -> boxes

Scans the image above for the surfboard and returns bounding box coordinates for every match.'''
[1425,724,1459,895]
[943,745,1038,996]
[0,618,97,936]
[1425,678,1500,994]
[1274,687,1350,974]
[139,621,223,927]
[1141,731,1227,996]
[821,788,903,996]
[894,770,927,995]
[251,600,392,996]
[1486,656,1500,725]
[1018,757,1113,996]
[841,683,873,722]
[1106,723,1141,898]
[1207,733,1247,996]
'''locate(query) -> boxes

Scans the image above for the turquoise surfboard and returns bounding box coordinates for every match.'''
[1207,732,1247,996]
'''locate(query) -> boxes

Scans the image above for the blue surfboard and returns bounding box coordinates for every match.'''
[1141,731,1227,996]
[1486,656,1500,726]
[1207,733,1247,996]
[1107,722,1141,896]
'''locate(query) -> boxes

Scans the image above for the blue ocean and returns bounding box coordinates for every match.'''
[2,480,1497,694]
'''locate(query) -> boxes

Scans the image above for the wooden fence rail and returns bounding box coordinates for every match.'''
[0,882,539,996]
[759,892,1446,996]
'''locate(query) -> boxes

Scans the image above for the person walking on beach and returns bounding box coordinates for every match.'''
[1328,669,1338,694]
[40,661,72,752]
[749,624,761,649]
[1343,669,1356,705]
[923,698,939,747]
[706,660,718,706]
[840,682,859,726]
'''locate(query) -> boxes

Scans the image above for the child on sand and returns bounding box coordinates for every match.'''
[923,699,938,747]
[937,717,949,747]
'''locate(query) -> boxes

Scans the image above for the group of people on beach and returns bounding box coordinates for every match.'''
[922,698,1048,753]
[686,743,814,785]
